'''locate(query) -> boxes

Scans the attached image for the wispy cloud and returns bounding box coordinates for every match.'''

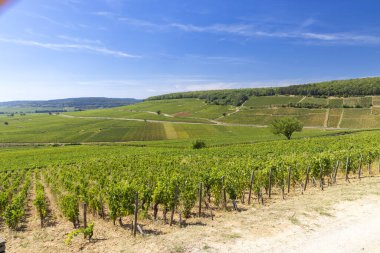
[92,11,116,19]
[170,22,380,45]
[170,23,255,36]
[185,54,255,65]
[0,37,140,58]
[118,17,165,31]
[94,12,380,46]
[57,35,102,45]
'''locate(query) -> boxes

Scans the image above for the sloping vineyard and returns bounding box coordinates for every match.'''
[1,131,380,243]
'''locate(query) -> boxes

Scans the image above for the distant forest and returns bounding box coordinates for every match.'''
[147,77,380,106]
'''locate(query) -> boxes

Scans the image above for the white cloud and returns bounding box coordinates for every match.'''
[185,54,255,65]
[0,37,140,58]
[170,22,380,45]
[57,35,102,45]
[98,13,380,46]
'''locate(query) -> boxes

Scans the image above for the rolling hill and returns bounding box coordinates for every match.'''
[1,77,380,145]
[0,97,141,113]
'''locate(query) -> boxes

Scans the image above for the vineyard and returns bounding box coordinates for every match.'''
[1,130,380,251]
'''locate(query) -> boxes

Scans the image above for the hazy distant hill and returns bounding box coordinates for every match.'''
[0,97,141,112]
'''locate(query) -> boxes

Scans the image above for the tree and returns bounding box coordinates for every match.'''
[193,140,206,149]
[270,117,303,140]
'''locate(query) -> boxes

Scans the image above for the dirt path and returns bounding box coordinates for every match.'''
[337,108,345,128]
[324,108,330,128]
[24,174,38,230]
[298,96,307,103]
[208,195,380,253]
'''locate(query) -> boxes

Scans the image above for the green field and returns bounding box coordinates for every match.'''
[244,96,373,109]
[67,98,232,122]
[339,108,380,128]
[300,97,328,106]
[343,97,372,108]
[0,129,377,171]
[2,95,380,146]
[245,96,303,108]
[328,98,344,108]
[0,113,335,145]
[221,108,326,127]
[372,96,380,106]
[327,108,342,128]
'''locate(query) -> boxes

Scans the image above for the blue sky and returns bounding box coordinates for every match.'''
[0,0,380,101]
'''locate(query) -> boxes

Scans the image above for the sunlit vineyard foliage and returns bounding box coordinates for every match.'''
[1,131,380,237]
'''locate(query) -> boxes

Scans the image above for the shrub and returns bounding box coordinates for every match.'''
[193,140,206,149]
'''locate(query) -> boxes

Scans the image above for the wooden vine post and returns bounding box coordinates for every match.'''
[268,168,273,198]
[198,182,202,217]
[319,164,324,191]
[170,186,178,226]
[248,170,254,205]
[222,176,227,210]
[0,238,4,253]
[345,156,350,182]
[368,162,372,176]
[99,195,105,219]
[304,166,310,191]
[133,192,138,236]
[333,160,339,184]
[358,154,363,180]
[83,203,88,239]
[287,166,291,194]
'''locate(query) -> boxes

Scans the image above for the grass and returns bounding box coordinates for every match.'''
[300,97,328,106]
[328,98,343,108]
[0,113,335,145]
[327,109,342,128]
[288,213,302,226]
[340,108,380,128]
[0,114,167,142]
[127,98,232,119]
[67,98,232,122]
[313,207,334,217]
[221,108,326,127]
[245,96,303,108]
[372,96,380,106]
[343,97,372,108]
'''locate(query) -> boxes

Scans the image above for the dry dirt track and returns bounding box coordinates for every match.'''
[1,177,380,253]
[207,195,380,253]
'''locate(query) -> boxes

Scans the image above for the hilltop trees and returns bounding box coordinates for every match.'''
[147,77,380,106]
[270,117,303,140]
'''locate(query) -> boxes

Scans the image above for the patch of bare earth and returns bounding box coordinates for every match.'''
[173,112,191,117]
[1,176,380,253]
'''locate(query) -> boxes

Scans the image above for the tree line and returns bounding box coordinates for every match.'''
[147,77,380,106]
